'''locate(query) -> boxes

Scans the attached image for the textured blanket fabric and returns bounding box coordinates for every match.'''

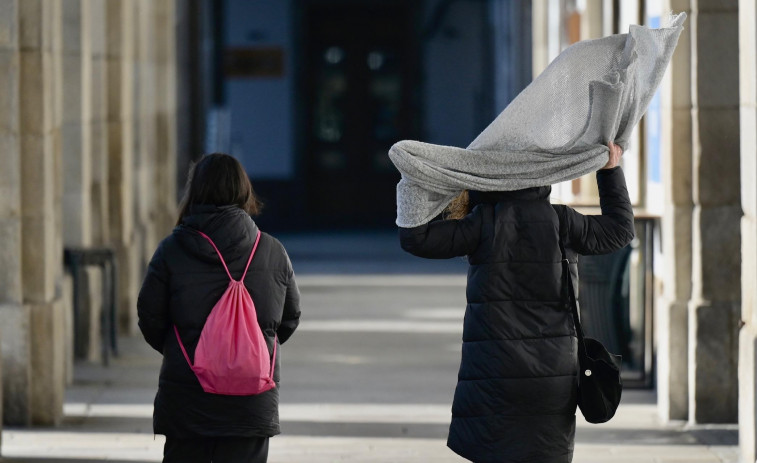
[390,13,686,227]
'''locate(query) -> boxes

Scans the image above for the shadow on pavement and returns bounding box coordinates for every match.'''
[576,426,738,447]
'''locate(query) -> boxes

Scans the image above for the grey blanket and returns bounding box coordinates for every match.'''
[390,13,686,227]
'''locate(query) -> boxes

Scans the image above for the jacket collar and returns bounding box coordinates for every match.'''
[470,186,552,205]
[174,205,259,263]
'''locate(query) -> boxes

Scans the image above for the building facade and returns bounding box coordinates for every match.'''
[0,0,531,435]
[3,1,757,463]
[532,1,757,461]
[208,0,532,230]
[0,0,178,431]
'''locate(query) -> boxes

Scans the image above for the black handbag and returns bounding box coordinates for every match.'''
[560,241,623,424]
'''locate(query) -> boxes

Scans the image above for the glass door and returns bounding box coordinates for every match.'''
[302,3,419,228]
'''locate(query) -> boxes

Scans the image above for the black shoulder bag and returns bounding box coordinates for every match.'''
[560,241,623,424]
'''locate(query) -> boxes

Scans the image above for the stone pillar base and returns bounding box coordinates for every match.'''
[689,301,740,424]
[740,325,757,463]
[0,319,3,445]
[116,241,139,336]
[657,299,689,421]
[29,298,65,425]
[80,266,103,363]
[0,303,30,426]
[62,272,74,385]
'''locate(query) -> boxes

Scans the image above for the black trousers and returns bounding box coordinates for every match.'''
[163,436,269,463]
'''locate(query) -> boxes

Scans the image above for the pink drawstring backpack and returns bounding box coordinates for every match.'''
[174,229,276,395]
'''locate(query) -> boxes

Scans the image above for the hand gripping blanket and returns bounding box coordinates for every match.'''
[390,13,686,227]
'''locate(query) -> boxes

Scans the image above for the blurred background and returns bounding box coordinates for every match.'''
[0,0,754,462]
[183,0,531,230]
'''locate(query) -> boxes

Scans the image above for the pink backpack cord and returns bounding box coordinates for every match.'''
[195,229,260,282]
[173,229,277,394]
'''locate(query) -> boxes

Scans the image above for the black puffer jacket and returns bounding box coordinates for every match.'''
[138,205,301,438]
[400,167,634,463]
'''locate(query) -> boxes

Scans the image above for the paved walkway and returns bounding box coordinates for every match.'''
[1,325,738,463]
[0,233,740,462]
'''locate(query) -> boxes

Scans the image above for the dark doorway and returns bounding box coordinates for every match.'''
[301,2,420,229]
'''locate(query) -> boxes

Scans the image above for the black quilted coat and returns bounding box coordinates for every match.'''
[399,167,634,463]
[137,205,301,438]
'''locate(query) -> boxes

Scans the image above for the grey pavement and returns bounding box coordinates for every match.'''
[275,231,470,275]
[1,232,739,462]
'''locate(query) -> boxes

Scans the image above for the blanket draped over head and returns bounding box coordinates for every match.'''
[389,13,686,228]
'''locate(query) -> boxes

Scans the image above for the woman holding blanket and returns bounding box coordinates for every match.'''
[392,13,685,462]
[399,142,633,463]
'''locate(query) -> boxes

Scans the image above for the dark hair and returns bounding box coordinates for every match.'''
[176,153,263,226]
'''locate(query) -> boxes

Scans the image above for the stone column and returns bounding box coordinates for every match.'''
[61,0,91,247]
[118,0,141,334]
[72,0,109,362]
[688,0,741,424]
[658,0,693,422]
[168,0,178,211]
[574,0,604,203]
[85,0,109,247]
[580,0,604,40]
[739,0,757,458]
[60,0,89,382]
[151,0,177,245]
[132,0,159,329]
[530,0,549,79]
[106,0,138,337]
[117,0,178,335]
[0,0,24,427]
[19,0,65,426]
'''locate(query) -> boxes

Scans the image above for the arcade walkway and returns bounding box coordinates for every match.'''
[1,233,739,462]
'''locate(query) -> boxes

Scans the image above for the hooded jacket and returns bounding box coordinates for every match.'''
[138,205,301,438]
[399,167,634,463]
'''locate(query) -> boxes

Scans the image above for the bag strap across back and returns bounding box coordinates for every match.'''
[196,229,262,282]
[559,238,589,361]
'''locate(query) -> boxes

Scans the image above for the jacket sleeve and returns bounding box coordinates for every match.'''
[277,255,301,344]
[555,166,635,255]
[398,205,482,259]
[137,242,170,353]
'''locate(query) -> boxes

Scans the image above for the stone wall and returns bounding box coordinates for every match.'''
[530,0,746,451]
[0,0,177,430]
[0,0,24,432]
[739,0,757,458]
[531,0,752,459]
[19,0,65,427]
[688,0,741,425]
[657,0,741,425]
[658,0,693,422]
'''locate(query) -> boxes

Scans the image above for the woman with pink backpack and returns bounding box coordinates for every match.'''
[138,153,301,463]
